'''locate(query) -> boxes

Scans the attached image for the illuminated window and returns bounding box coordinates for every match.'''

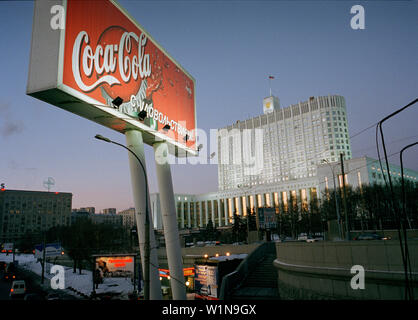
[274,192,279,208]
[291,190,297,206]
[234,197,240,215]
[257,194,262,208]
[249,195,254,210]
[265,193,271,207]
[357,172,362,189]
[338,174,348,187]
[281,191,288,210]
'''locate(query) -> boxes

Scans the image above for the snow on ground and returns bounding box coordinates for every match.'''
[0,253,136,299]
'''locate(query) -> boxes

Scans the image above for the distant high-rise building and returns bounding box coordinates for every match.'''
[0,189,72,243]
[118,208,136,229]
[79,207,95,214]
[217,95,352,191]
[103,208,116,215]
[317,156,418,195]
[90,213,122,225]
[146,94,418,231]
[71,209,90,224]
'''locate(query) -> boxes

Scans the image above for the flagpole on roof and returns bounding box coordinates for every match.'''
[268,75,275,96]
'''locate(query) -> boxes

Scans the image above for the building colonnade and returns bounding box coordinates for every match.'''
[174,185,319,230]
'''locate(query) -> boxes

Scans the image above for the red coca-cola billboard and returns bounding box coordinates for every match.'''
[27,0,197,155]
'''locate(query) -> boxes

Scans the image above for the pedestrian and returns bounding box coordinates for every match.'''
[94,269,101,289]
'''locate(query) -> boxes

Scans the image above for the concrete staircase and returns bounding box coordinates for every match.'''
[230,251,280,300]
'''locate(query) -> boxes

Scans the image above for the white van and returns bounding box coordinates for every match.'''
[10,280,26,298]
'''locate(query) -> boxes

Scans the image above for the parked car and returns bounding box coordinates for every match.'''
[10,280,26,299]
[3,272,16,281]
[0,261,7,271]
[307,235,324,242]
[353,233,391,240]
[283,237,295,242]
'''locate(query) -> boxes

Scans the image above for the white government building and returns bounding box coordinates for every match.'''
[149,95,418,230]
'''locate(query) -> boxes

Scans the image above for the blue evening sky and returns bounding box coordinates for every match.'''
[0,0,417,212]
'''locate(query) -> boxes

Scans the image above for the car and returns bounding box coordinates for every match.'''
[306,235,324,242]
[353,233,391,240]
[10,280,26,299]
[3,272,17,281]
[283,237,295,242]
[0,261,6,271]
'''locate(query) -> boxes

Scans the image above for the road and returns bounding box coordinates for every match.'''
[0,268,79,300]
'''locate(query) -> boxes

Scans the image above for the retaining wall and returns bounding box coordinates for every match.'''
[274,240,418,299]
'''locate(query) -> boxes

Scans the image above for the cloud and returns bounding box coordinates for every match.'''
[1,121,24,137]
[0,103,24,137]
[7,160,38,173]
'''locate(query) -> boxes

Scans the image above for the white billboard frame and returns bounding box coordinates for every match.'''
[27,0,198,157]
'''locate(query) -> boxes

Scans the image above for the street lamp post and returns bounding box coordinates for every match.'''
[322,159,342,240]
[340,153,350,241]
[237,183,253,244]
[95,134,151,300]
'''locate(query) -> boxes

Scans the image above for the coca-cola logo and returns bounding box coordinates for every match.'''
[71,26,151,102]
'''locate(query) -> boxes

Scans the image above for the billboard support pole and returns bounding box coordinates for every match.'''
[125,130,162,300]
[153,142,187,300]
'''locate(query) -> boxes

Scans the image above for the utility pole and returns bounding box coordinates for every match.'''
[322,159,342,239]
[340,153,350,241]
